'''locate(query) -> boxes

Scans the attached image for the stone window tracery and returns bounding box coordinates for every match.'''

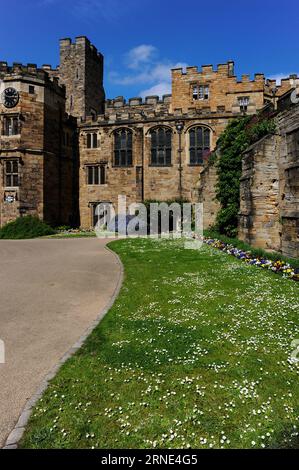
[189,127,210,165]
[114,129,133,166]
[150,127,172,166]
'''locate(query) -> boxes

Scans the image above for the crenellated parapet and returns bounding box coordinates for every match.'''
[0,61,65,96]
[171,59,295,114]
[79,104,235,128]
[106,94,172,109]
[265,74,299,97]
[172,61,235,77]
[59,36,104,61]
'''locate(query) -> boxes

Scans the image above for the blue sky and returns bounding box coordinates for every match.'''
[1,0,299,99]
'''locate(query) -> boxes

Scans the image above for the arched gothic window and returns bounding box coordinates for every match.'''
[114,129,133,166]
[189,127,210,165]
[150,127,172,166]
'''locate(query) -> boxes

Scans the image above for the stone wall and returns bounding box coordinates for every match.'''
[78,107,230,228]
[239,99,299,258]
[171,62,295,115]
[239,134,281,251]
[197,158,220,230]
[277,104,299,258]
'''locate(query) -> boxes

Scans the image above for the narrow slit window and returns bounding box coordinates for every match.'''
[92,133,98,148]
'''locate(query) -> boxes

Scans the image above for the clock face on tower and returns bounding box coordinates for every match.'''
[1,87,19,108]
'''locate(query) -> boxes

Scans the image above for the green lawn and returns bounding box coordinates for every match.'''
[20,238,299,449]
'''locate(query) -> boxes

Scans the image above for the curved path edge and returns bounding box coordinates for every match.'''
[2,243,124,450]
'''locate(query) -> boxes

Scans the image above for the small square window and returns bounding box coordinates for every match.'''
[87,165,106,185]
[86,133,98,149]
[29,85,35,94]
[5,160,19,187]
[193,85,209,101]
[238,96,249,112]
[3,116,19,136]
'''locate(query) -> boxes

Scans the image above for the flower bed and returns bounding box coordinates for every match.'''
[204,238,299,282]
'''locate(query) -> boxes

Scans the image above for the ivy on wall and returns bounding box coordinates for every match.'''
[214,116,276,237]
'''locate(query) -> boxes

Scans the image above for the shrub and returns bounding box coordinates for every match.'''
[0,216,56,239]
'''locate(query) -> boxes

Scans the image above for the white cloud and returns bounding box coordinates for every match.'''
[109,44,187,98]
[126,45,157,69]
[111,62,183,86]
[268,73,298,84]
[140,82,171,99]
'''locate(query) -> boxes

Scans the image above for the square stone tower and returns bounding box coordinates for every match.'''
[0,63,78,227]
[59,36,105,119]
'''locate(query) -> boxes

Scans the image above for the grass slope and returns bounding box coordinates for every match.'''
[20,239,299,449]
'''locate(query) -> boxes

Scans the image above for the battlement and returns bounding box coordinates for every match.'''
[42,64,59,73]
[265,74,299,97]
[171,62,271,86]
[79,104,234,127]
[173,68,297,87]
[106,94,172,109]
[0,61,65,95]
[172,61,235,77]
[60,36,103,60]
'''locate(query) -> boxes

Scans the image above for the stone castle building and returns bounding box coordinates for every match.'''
[0,36,296,239]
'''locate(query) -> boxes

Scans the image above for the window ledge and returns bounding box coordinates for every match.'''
[4,187,19,190]
[112,165,134,168]
[149,164,173,168]
[87,184,108,187]
[2,134,21,138]
[188,163,204,167]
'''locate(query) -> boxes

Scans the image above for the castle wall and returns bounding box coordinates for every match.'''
[173,64,262,115]
[78,58,295,230]
[277,104,299,258]
[238,100,299,258]
[78,97,232,228]
[239,134,281,251]
[171,63,294,115]
[197,159,220,230]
